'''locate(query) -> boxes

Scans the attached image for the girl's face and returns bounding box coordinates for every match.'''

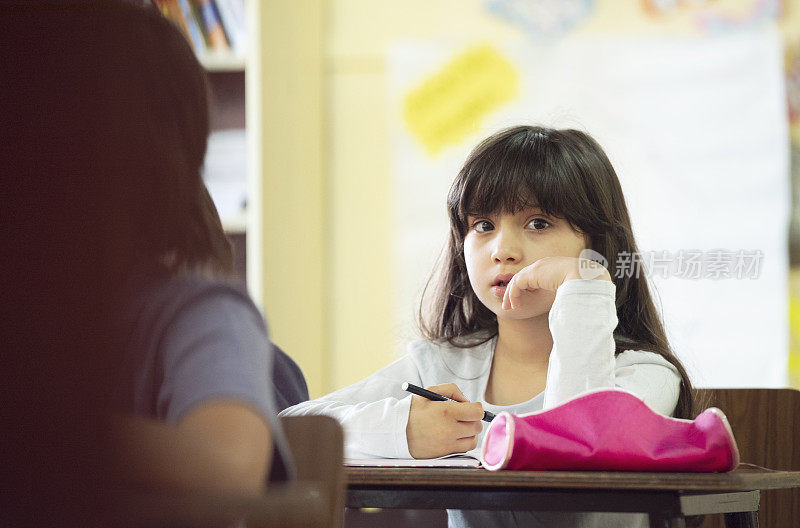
[463,207,588,320]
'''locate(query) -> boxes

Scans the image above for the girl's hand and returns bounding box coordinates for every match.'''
[502,256,611,310]
[406,383,485,459]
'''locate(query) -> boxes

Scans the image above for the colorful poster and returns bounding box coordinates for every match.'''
[695,0,782,33]
[388,27,789,387]
[486,0,593,42]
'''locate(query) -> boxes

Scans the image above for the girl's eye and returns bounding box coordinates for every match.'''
[473,220,494,233]
[527,218,550,231]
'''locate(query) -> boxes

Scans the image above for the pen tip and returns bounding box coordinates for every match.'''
[401,382,409,391]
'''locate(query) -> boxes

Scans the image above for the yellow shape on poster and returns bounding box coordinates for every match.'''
[790,296,800,389]
[403,45,520,156]
[789,269,800,389]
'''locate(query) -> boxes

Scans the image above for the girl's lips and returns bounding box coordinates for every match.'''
[491,273,515,299]
[492,273,515,286]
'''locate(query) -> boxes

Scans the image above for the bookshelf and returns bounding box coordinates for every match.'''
[205,63,247,287]
[220,211,247,233]
[199,52,246,72]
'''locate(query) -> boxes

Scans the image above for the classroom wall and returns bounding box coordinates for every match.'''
[250,1,327,395]
[254,0,800,398]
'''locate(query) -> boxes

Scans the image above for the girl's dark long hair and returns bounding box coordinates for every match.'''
[418,126,697,419]
[8,1,234,280]
[2,2,232,524]
[99,1,233,277]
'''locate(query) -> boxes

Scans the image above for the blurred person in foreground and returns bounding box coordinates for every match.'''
[1,2,293,525]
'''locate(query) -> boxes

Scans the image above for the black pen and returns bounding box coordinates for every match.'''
[402,382,495,422]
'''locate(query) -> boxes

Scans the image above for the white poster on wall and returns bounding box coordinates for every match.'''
[388,27,789,388]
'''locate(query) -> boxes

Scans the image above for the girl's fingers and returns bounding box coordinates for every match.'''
[454,435,480,453]
[503,259,570,310]
[427,383,468,402]
[448,401,485,422]
[501,286,512,310]
[502,276,519,310]
[456,419,484,438]
[508,276,522,309]
[504,271,535,310]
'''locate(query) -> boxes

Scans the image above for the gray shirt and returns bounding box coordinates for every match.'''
[115,272,294,481]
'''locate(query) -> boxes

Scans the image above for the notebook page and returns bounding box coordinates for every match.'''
[345,454,481,467]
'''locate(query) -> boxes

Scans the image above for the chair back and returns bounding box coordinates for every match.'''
[696,388,800,528]
[280,415,345,528]
[104,415,344,528]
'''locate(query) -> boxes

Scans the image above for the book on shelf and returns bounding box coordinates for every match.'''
[195,0,229,52]
[213,0,246,54]
[150,0,246,60]
[177,0,206,52]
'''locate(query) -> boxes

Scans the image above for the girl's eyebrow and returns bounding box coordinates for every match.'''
[525,206,559,218]
[519,208,547,217]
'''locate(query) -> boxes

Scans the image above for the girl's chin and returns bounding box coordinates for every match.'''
[485,291,556,319]
[494,306,551,320]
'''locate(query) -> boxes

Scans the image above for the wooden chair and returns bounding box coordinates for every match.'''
[696,388,800,528]
[105,484,327,528]
[101,415,344,528]
[281,415,346,528]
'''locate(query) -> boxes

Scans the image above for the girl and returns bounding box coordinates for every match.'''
[3,2,292,523]
[281,126,695,527]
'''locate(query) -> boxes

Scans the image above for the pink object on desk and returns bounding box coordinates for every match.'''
[481,388,739,472]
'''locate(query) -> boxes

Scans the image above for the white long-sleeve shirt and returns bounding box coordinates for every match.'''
[280,279,682,461]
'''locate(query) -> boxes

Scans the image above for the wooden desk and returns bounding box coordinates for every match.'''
[346,466,800,528]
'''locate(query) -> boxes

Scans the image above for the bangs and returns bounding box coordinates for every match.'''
[453,127,577,226]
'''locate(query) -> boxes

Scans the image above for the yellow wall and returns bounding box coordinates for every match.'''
[251,1,327,395]
[255,0,800,398]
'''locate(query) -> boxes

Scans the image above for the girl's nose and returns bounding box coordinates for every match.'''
[490,231,522,263]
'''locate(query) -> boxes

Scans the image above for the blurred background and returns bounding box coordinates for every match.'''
[163,0,800,398]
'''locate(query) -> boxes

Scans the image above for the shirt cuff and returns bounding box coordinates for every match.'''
[556,278,616,298]
[393,394,413,458]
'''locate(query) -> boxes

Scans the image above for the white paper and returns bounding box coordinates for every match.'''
[345,454,481,467]
[202,128,248,224]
